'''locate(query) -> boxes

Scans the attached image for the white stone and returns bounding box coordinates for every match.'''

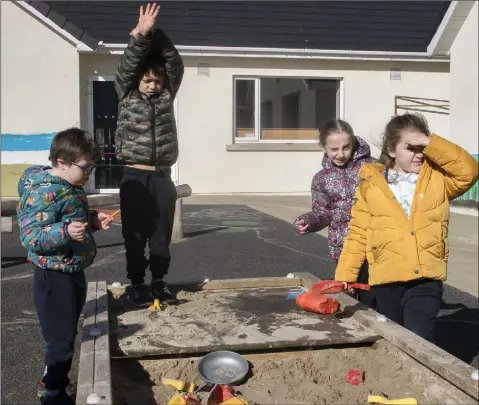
[286,273,295,279]
[471,370,479,381]
[87,393,101,404]
[89,328,101,337]
[111,282,122,288]
[376,315,387,323]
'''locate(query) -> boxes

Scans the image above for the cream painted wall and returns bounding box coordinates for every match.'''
[450,1,478,154]
[80,54,450,194]
[0,2,80,134]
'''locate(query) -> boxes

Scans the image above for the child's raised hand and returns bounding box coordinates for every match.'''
[67,221,86,243]
[294,219,310,235]
[130,25,140,38]
[137,3,160,36]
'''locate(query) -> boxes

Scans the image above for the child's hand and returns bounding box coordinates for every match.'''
[92,212,112,231]
[137,3,160,36]
[130,25,140,38]
[406,132,431,150]
[294,219,310,235]
[68,221,86,243]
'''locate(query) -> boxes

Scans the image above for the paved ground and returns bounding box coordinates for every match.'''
[1,202,478,404]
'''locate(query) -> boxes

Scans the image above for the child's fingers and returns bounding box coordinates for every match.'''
[139,5,144,16]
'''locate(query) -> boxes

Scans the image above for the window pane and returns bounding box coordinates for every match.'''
[259,78,339,140]
[235,79,255,139]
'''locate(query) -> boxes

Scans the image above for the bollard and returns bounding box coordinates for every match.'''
[172,184,192,242]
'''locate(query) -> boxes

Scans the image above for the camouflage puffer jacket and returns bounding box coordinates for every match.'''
[114,29,184,167]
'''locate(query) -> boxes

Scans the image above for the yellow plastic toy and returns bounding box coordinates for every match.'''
[367,395,418,405]
[148,298,163,311]
[167,394,188,405]
[162,378,196,394]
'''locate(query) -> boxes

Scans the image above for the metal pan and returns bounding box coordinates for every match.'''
[197,351,249,385]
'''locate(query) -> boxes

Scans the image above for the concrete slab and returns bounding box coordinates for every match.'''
[110,286,379,358]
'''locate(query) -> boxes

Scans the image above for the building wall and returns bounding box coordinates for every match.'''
[81,54,450,194]
[450,1,478,203]
[0,2,80,197]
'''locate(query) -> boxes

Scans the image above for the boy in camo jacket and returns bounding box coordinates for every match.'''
[114,3,184,306]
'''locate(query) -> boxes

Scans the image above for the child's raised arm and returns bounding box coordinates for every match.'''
[423,134,479,200]
[334,185,370,282]
[114,3,160,99]
[154,29,184,98]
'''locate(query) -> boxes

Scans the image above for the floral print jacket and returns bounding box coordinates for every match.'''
[17,166,97,272]
[296,137,376,260]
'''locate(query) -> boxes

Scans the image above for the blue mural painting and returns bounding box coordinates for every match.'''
[1,133,55,151]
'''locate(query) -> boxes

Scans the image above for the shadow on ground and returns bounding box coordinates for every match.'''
[436,301,479,367]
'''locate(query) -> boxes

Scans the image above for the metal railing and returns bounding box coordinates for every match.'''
[394,96,450,116]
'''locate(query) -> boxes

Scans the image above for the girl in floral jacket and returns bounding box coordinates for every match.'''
[294,119,376,306]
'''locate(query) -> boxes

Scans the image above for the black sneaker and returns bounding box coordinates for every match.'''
[151,280,178,305]
[127,283,152,307]
[40,391,74,405]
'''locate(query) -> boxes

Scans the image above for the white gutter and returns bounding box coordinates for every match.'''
[98,43,449,62]
[15,1,93,52]
[427,1,476,56]
[428,1,458,56]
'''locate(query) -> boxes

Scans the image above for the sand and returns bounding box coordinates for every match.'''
[111,340,475,405]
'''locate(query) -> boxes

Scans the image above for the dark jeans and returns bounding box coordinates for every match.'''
[372,279,443,342]
[120,166,177,284]
[356,261,376,309]
[33,266,86,390]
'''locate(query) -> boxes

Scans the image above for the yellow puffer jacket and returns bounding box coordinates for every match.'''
[335,134,478,286]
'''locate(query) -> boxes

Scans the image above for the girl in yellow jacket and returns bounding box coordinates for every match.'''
[335,113,478,342]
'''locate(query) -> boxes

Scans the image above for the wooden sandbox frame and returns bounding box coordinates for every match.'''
[75,274,479,405]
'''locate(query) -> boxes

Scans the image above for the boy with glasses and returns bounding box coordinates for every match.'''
[17,127,111,405]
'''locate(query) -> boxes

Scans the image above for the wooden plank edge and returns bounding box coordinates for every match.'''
[76,282,98,405]
[94,281,112,405]
[107,276,302,295]
[297,272,479,401]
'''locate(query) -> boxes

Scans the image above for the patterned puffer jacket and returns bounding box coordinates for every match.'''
[296,136,376,260]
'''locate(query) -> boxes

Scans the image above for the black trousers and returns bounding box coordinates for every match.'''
[120,166,177,284]
[33,266,86,390]
[355,261,376,309]
[372,279,443,342]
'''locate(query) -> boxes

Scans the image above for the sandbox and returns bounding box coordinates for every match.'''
[76,275,479,405]
[111,341,474,404]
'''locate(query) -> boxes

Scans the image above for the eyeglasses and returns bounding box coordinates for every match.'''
[70,162,95,175]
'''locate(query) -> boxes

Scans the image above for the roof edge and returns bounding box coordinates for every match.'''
[427,1,476,56]
[15,1,99,51]
[98,43,450,62]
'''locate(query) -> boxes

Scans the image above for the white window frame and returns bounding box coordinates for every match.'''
[233,75,344,144]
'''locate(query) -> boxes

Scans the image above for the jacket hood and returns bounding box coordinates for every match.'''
[17,165,71,198]
[322,136,372,169]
